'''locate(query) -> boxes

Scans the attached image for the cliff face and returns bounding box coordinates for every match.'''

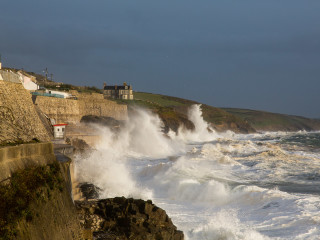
[35,92,127,124]
[224,108,320,132]
[0,79,51,144]
[0,161,83,240]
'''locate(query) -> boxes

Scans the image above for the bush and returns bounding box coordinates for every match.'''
[0,162,63,239]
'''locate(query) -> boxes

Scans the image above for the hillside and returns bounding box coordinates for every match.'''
[115,92,255,133]
[223,108,320,132]
[116,92,320,133]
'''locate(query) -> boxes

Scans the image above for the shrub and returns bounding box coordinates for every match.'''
[0,162,63,239]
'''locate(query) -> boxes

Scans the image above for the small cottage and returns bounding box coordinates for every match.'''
[53,124,68,139]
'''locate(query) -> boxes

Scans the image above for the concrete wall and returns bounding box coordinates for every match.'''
[0,70,21,83]
[0,142,56,182]
[35,92,127,124]
[0,79,51,144]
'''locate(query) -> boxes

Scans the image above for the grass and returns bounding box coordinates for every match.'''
[133,92,195,107]
[0,162,63,239]
[43,83,103,94]
[224,108,320,131]
[129,92,253,132]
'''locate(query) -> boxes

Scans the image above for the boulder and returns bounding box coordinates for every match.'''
[76,197,184,240]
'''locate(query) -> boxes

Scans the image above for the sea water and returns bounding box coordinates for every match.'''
[75,105,320,240]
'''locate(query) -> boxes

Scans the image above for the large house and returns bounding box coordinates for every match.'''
[103,82,133,100]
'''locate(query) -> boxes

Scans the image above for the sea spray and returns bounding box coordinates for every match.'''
[175,104,219,142]
[74,105,217,198]
[118,107,184,158]
[74,106,320,239]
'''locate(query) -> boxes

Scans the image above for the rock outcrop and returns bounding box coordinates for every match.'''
[80,115,123,129]
[76,197,184,240]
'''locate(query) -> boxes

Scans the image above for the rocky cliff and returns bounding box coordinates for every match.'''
[76,197,184,240]
[0,77,50,144]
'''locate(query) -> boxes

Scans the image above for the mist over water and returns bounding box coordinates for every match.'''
[75,105,320,240]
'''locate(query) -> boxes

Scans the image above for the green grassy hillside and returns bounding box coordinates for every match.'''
[117,92,320,133]
[223,108,320,131]
[116,92,255,133]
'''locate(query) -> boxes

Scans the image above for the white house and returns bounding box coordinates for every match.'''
[18,72,39,91]
[53,124,68,139]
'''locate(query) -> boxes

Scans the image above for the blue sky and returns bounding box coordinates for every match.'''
[1,0,320,118]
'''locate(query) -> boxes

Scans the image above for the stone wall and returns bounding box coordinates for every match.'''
[34,93,127,124]
[0,142,56,182]
[0,79,51,144]
[34,97,81,124]
[0,70,21,83]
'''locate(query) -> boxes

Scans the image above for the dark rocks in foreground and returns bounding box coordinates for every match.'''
[75,197,184,240]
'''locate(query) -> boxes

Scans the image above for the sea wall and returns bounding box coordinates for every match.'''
[0,74,51,144]
[0,142,56,182]
[34,92,127,124]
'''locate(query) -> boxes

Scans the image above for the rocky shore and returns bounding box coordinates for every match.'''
[76,197,184,240]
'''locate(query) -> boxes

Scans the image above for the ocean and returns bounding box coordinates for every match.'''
[75,105,320,240]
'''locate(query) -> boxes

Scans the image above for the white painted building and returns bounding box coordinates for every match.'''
[46,89,72,98]
[18,72,39,91]
[53,124,68,139]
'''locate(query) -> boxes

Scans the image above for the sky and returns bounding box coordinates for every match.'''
[1,0,320,118]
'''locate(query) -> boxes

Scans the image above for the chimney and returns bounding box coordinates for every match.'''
[115,85,117,90]
[0,54,2,70]
[103,82,106,88]
[123,82,127,86]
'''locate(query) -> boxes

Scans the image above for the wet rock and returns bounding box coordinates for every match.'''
[70,138,91,151]
[81,115,123,129]
[75,197,184,240]
[79,183,101,200]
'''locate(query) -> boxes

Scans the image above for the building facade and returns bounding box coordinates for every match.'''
[18,71,39,91]
[103,82,133,100]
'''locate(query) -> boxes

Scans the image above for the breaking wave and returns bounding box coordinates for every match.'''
[74,105,320,239]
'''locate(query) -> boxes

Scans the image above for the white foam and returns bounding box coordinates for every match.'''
[74,105,320,240]
[175,104,219,143]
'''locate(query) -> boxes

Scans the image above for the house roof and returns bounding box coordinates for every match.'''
[53,124,68,127]
[104,85,131,90]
